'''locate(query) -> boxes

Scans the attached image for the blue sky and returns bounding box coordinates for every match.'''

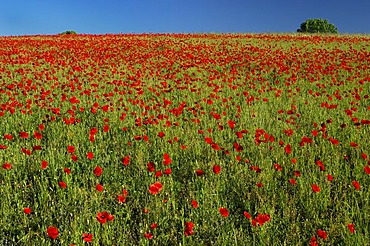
[1,0,370,35]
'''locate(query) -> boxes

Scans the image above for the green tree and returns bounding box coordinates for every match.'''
[297,19,338,34]
[59,30,77,35]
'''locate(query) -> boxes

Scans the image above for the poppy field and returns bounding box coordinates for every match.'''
[0,33,369,245]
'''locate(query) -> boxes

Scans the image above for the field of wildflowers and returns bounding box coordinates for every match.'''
[0,33,369,245]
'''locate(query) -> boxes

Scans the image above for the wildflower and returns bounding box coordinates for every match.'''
[213,165,221,174]
[149,182,162,195]
[87,152,94,160]
[82,233,93,242]
[191,200,198,208]
[184,222,194,236]
[47,226,58,239]
[311,184,320,193]
[93,166,102,177]
[2,163,11,170]
[317,229,327,240]
[219,207,229,217]
[347,223,355,234]
[352,180,360,190]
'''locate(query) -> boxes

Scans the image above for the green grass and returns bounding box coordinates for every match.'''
[0,33,369,245]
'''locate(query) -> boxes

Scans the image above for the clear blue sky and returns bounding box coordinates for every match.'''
[1,0,370,35]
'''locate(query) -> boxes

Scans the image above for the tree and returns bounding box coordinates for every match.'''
[59,30,77,35]
[297,19,338,34]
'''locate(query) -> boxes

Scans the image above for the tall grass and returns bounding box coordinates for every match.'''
[0,33,369,245]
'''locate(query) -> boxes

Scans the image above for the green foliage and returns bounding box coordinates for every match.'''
[1,34,370,245]
[59,30,77,35]
[297,19,338,34]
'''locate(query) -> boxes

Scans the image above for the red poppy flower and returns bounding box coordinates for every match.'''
[233,141,243,152]
[147,162,155,172]
[213,165,221,174]
[82,233,93,242]
[329,137,339,145]
[144,232,153,240]
[163,153,172,165]
[34,131,42,140]
[155,170,162,177]
[96,211,114,224]
[310,236,318,246]
[284,144,292,154]
[103,124,109,132]
[90,128,98,135]
[96,212,107,224]
[274,163,282,171]
[300,136,312,146]
[59,181,67,189]
[158,131,165,138]
[364,165,370,175]
[317,229,327,240]
[311,184,320,193]
[19,132,29,139]
[41,160,48,169]
[47,226,58,239]
[67,146,75,153]
[150,223,158,230]
[256,182,263,187]
[0,145,7,149]
[228,120,236,129]
[2,163,11,170]
[243,211,252,219]
[87,152,94,160]
[71,155,78,162]
[350,142,358,148]
[195,169,205,176]
[293,170,301,177]
[312,130,318,137]
[38,124,45,131]
[22,148,32,155]
[255,213,270,226]
[4,134,13,140]
[96,184,104,192]
[250,166,261,173]
[122,156,130,166]
[352,180,360,190]
[93,166,102,177]
[289,179,296,185]
[164,168,172,175]
[347,223,355,234]
[64,168,71,174]
[327,174,333,181]
[117,195,126,203]
[24,207,32,214]
[149,182,163,195]
[251,219,257,227]
[361,152,368,160]
[191,200,198,208]
[184,221,194,236]
[134,135,142,141]
[219,207,229,217]
[315,160,325,171]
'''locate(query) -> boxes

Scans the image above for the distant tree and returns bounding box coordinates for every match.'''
[297,19,338,34]
[59,30,77,35]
